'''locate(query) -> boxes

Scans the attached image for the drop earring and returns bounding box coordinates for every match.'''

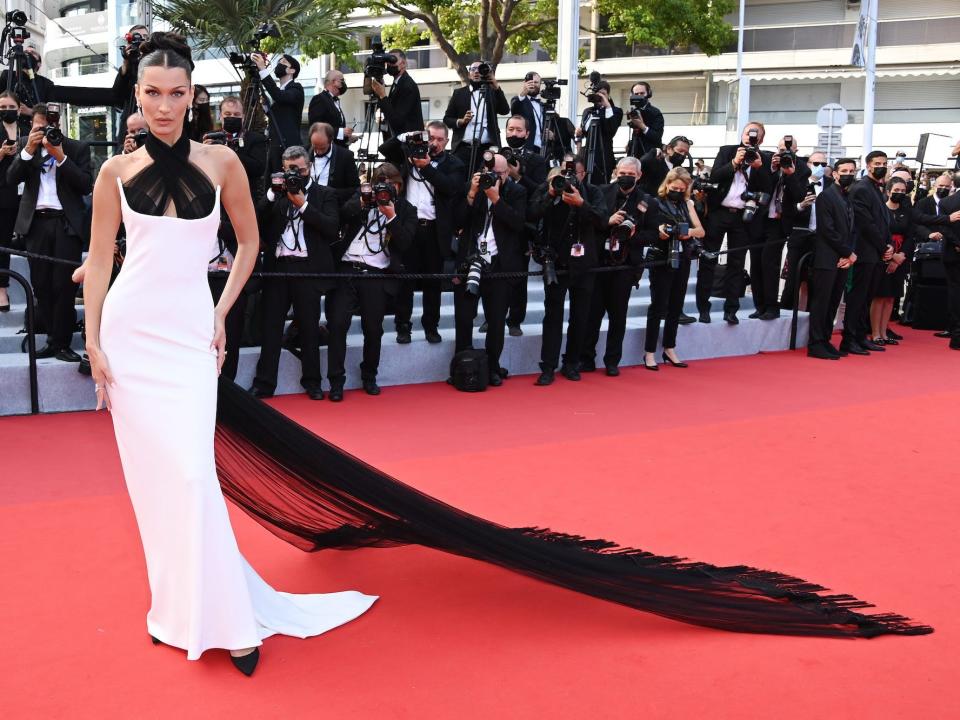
[188,107,193,123]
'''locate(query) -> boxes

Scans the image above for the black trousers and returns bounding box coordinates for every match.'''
[541,273,595,370]
[208,273,248,381]
[327,264,391,384]
[582,266,635,368]
[780,229,814,309]
[698,207,753,314]
[0,207,15,289]
[808,267,847,347]
[945,261,960,339]
[453,142,491,173]
[646,260,691,353]
[842,261,881,343]
[25,214,81,349]
[506,269,528,328]
[253,259,324,393]
[395,220,442,332]
[453,260,510,374]
[759,217,787,312]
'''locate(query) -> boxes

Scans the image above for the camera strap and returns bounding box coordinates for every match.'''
[409,166,435,203]
[362,209,388,254]
[280,202,304,252]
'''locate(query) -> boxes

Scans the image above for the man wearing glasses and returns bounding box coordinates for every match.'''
[443,61,510,171]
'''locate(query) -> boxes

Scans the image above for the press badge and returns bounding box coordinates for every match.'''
[571,243,585,257]
[606,239,619,252]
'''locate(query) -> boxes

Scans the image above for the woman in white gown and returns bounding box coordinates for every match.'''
[82,33,376,676]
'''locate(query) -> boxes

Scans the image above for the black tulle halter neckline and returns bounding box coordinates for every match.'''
[122,131,217,219]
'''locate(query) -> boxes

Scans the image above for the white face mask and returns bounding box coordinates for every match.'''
[811,165,826,180]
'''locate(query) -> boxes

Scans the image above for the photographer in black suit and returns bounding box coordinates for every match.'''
[454,153,527,385]
[0,44,115,109]
[443,61,509,171]
[502,115,548,335]
[576,78,623,187]
[530,155,608,385]
[326,163,417,399]
[697,121,773,324]
[252,52,305,169]
[6,103,91,361]
[368,49,424,141]
[583,156,660,375]
[250,146,339,400]
[780,151,831,310]
[307,71,357,148]
[380,122,466,344]
[306,122,361,203]
[510,72,547,155]
[842,151,892,355]
[806,159,858,360]
[625,81,665,160]
[207,96,268,199]
[639,135,691,196]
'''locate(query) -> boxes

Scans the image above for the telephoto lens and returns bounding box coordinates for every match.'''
[465,259,483,295]
[612,218,635,243]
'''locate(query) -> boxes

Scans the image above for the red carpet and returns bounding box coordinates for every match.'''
[2,332,957,719]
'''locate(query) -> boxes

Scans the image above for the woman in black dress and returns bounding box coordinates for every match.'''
[189,84,214,142]
[870,177,911,345]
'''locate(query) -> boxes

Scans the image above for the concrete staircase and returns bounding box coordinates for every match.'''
[0,254,809,415]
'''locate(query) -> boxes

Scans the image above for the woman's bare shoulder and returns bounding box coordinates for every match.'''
[98,150,150,185]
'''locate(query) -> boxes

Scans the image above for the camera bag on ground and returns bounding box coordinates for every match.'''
[449,349,489,392]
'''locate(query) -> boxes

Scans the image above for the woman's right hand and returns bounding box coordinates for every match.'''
[87,345,115,411]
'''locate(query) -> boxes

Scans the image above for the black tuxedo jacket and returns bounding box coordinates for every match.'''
[579,105,623,185]
[262,76,304,148]
[257,182,340,290]
[7,137,92,238]
[308,143,361,203]
[600,183,661,266]
[813,183,856,270]
[459,179,527,278]
[639,149,674,196]
[378,72,424,140]
[530,181,608,280]
[626,103,664,158]
[510,150,548,198]
[706,145,774,211]
[848,177,891,264]
[233,130,268,198]
[443,85,509,151]
[307,90,349,145]
[337,194,417,292]
[379,139,467,258]
[936,191,960,264]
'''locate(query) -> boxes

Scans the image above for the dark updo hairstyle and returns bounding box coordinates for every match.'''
[136,31,194,82]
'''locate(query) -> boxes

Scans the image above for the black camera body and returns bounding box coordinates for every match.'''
[403,131,430,160]
[230,22,280,70]
[43,126,63,147]
[626,94,649,121]
[122,31,146,58]
[692,177,719,193]
[204,131,229,146]
[584,71,606,105]
[776,150,795,169]
[740,190,771,222]
[365,41,398,82]
[742,146,760,165]
[133,128,148,148]
[478,171,499,190]
[550,160,578,194]
[271,170,306,195]
[362,181,397,207]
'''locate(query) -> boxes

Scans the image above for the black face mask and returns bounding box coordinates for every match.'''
[669,153,686,167]
[337,81,348,96]
[274,65,287,79]
[667,189,685,203]
[616,175,636,192]
[837,174,856,189]
[386,65,400,77]
[222,116,243,134]
[0,109,17,124]
[505,135,525,150]
[890,192,906,203]
[935,187,950,199]
[196,99,209,106]
[905,180,915,193]
[871,166,887,180]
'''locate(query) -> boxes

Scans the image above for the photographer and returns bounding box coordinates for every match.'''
[582,157,660,375]
[380,122,466,344]
[781,151,831,311]
[249,146,339,400]
[842,150,892,355]
[368,49,424,141]
[121,112,147,154]
[0,43,114,108]
[453,153,527,385]
[696,121,773,324]
[6,102,91,361]
[326,163,416,399]
[807,158,858,360]
[530,155,608,385]
[307,71,356,148]
[502,115,548,335]
[625,81,665,159]
[639,135,691,196]
[306,122,361,203]
[576,77,623,186]
[443,61,509,171]
[110,24,150,130]
[252,52,305,169]
[203,96,268,199]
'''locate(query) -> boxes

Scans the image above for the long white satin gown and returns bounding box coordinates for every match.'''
[99,160,377,660]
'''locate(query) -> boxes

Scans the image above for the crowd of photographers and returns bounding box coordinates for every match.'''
[2,27,959,397]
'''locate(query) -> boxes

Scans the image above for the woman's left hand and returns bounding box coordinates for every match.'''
[211,313,226,375]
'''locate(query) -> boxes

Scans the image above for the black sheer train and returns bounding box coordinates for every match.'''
[214,379,932,638]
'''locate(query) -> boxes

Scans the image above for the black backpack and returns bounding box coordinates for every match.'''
[449,349,489,392]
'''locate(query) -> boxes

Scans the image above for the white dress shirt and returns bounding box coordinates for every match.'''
[266,181,312,259]
[721,167,750,210]
[463,88,491,145]
[406,163,438,221]
[311,149,332,186]
[525,97,543,149]
[342,209,395,269]
[21,147,66,210]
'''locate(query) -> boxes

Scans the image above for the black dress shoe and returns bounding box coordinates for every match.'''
[249,387,274,399]
[578,359,597,373]
[424,328,442,344]
[231,648,260,677]
[886,329,903,341]
[479,321,488,334]
[758,309,781,320]
[488,373,503,387]
[507,325,523,337]
[678,313,696,325]
[824,343,842,357]
[55,348,82,362]
[362,380,381,396]
[535,368,555,386]
[748,310,763,319]
[78,353,92,376]
[605,365,620,377]
[861,339,885,352]
[661,353,688,368]
[839,341,869,356]
[560,364,581,381]
[328,384,344,402]
[306,387,324,401]
[35,343,58,359]
[150,635,161,645]
[723,311,739,325]
[807,343,840,360]
[396,330,412,344]
[934,330,951,338]
[698,310,711,324]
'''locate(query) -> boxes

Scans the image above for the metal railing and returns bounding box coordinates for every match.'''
[0,269,39,414]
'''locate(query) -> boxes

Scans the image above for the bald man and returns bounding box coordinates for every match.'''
[308,70,356,147]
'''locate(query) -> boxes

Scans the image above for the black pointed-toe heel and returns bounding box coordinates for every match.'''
[150,635,161,645]
[661,353,688,368]
[231,648,260,677]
